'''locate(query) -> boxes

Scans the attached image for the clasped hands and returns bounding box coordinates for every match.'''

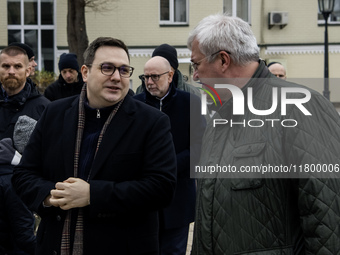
[44,177,90,210]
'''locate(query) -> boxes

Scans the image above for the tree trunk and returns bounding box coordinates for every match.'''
[67,0,89,68]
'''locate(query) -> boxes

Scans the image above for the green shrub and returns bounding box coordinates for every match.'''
[31,70,57,93]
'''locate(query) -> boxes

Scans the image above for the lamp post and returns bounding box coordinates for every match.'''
[318,0,335,100]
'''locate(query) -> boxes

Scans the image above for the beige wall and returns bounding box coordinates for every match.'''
[53,0,223,91]
[254,1,340,101]
[130,56,149,91]
[5,0,337,100]
[0,1,8,46]
[264,49,340,78]
[252,0,337,43]
[82,0,222,46]
[56,0,68,47]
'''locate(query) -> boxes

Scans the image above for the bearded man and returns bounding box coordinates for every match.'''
[0,45,49,254]
[0,45,49,141]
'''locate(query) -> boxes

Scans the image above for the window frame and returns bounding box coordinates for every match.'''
[7,0,57,72]
[223,0,251,24]
[159,0,189,25]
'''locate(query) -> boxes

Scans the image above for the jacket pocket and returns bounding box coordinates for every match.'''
[231,142,266,190]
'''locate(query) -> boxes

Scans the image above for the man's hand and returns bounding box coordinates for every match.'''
[50,177,90,210]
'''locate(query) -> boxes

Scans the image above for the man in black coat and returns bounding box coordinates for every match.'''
[136,43,201,98]
[0,139,36,255]
[0,45,49,255]
[134,56,205,255]
[0,45,50,141]
[44,53,84,101]
[0,122,37,255]
[12,37,177,255]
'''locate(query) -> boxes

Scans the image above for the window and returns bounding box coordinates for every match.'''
[7,0,55,72]
[223,0,251,23]
[318,0,340,23]
[160,0,188,25]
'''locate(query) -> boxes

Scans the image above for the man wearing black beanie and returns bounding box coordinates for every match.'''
[9,42,38,76]
[136,44,201,98]
[152,43,179,70]
[44,53,84,101]
[134,56,206,255]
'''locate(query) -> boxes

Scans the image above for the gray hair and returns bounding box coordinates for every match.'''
[187,13,259,66]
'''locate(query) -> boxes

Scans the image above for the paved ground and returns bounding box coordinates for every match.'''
[186,223,194,255]
[34,216,195,253]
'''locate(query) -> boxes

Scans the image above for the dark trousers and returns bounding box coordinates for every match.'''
[159,225,190,255]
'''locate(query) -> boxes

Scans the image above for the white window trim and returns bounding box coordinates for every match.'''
[318,15,340,25]
[224,0,251,24]
[159,0,189,25]
[7,0,57,73]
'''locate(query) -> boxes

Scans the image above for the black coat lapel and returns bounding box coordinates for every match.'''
[62,97,79,177]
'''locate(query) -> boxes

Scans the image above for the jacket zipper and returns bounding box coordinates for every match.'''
[97,109,100,118]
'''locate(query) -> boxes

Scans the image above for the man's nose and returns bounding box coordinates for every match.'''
[145,77,154,84]
[110,68,121,80]
[8,66,16,74]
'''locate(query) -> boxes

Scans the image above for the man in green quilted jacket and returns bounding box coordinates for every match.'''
[188,13,340,255]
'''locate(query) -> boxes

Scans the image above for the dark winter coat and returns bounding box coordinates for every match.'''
[191,60,340,254]
[134,85,206,229]
[44,72,83,101]
[12,95,177,255]
[0,78,50,141]
[0,163,36,255]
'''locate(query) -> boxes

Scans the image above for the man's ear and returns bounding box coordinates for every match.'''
[81,65,89,82]
[168,70,174,83]
[25,66,31,78]
[220,51,231,71]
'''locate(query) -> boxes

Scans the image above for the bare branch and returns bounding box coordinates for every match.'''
[84,0,119,13]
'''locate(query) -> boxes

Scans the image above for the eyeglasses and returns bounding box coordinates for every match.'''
[191,50,231,72]
[140,71,169,82]
[87,63,134,78]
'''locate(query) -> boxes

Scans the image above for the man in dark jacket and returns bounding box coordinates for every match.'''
[136,44,201,98]
[134,56,205,255]
[12,37,177,255]
[44,53,83,101]
[188,13,340,254]
[0,45,50,141]
[0,44,48,255]
[0,139,36,255]
[0,117,37,255]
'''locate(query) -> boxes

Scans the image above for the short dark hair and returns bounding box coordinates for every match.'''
[9,42,35,59]
[83,37,130,65]
[0,46,29,64]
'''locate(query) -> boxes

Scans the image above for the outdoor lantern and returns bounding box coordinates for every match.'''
[318,0,335,14]
[318,0,335,100]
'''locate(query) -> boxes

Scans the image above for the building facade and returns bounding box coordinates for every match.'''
[1,0,340,101]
